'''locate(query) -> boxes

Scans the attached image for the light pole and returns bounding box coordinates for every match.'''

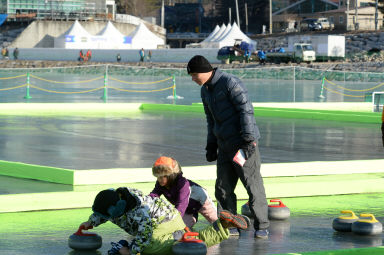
[235,0,240,26]
[245,3,248,33]
[161,0,164,27]
[375,0,378,30]
[269,0,272,34]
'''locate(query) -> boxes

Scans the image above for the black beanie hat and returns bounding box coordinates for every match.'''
[92,189,120,216]
[187,55,213,74]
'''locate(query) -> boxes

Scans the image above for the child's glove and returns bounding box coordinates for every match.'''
[108,240,129,255]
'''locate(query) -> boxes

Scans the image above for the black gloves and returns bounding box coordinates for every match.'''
[205,142,218,162]
[240,141,256,160]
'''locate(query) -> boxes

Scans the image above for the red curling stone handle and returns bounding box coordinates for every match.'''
[74,225,96,236]
[269,199,287,208]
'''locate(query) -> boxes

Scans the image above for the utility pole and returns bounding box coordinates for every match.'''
[229,8,231,24]
[235,0,240,26]
[346,0,349,30]
[161,0,164,27]
[354,0,358,30]
[269,0,272,34]
[245,3,248,34]
[375,0,378,30]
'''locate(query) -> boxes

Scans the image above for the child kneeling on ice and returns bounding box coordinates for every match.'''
[80,187,249,255]
[149,156,217,228]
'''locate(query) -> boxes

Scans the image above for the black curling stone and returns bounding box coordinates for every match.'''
[268,199,290,220]
[352,214,383,236]
[172,232,207,255]
[332,210,358,232]
[68,226,102,251]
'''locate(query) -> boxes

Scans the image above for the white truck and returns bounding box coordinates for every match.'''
[266,43,316,64]
[288,35,345,61]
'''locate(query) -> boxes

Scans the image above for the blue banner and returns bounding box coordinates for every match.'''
[65,35,75,43]
[123,36,132,44]
[0,14,7,27]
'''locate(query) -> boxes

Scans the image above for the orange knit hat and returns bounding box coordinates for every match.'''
[152,156,180,177]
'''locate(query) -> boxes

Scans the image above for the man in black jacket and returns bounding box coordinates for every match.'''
[187,55,269,238]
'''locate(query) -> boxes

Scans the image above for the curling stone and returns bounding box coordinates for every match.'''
[68,225,102,251]
[352,213,383,236]
[268,199,290,220]
[172,232,207,255]
[241,202,253,218]
[332,210,359,232]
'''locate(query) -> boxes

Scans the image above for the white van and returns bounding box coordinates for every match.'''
[316,18,334,30]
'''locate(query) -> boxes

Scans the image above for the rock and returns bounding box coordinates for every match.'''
[332,210,359,232]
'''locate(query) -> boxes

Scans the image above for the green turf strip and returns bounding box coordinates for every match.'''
[140,104,382,124]
[276,246,384,255]
[2,193,384,231]
[2,176,384,213]
[0,160,74,184]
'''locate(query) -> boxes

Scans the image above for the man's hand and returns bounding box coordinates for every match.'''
[205,143,218,162]
[240,142,256,160]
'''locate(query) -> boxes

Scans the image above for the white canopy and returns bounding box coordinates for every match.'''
[215,23,232,42]
[200,24,226,48]
[208,24,226,42]
[201,25,220,43]
[54,20,92,49]
[212,22,256,49]
[94,21,130,49]
[129,22,165,49]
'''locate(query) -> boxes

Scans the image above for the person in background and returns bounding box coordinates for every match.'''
[4,47,9,60]
[78,50,84,61]
[244,49,251,63]
[86,49,92,62]
[79,187,249,255]
[139,48,145,62]
[187,55,270,238]
[116,53,121,62]
[257,50,266,65]
[13,47,19,60]
[147,50,152,62]
[149,156,218,229]
[1,47,6,59]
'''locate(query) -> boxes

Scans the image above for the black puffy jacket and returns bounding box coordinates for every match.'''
[201,68,260,152]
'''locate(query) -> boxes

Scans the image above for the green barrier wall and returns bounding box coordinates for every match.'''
[140,104,381,124]
[0,160,74,184]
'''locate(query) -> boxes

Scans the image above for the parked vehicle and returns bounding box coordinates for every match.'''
[316,18,334,30]
[266,43,316,64]
[217,41,257,64]
[300,18,334,31]
[288,35,345,61]
[300,19,322,31]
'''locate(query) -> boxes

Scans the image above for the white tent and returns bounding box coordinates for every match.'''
[93,21,131,49]
[215,23,232,42]
[208,24,226,42]
[201,25,220,43]
[54,20,93,49]
[129,23,165,49]
[200,24,226,48]
[213,22,256,49]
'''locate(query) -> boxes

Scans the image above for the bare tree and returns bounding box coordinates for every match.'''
[116,0,160,17]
